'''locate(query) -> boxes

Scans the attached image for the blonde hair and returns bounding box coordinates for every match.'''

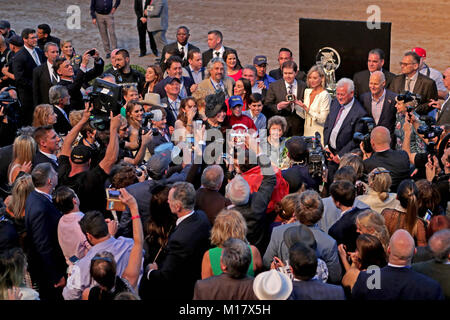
[356,209,390,252]
[279,193,298,221]
[69,110,84,127]
[32,104,55,127]
[210,209,248,247]
[368,167,392,202]
[306,65,326,88]
[7,136,37,184]
[7,174,34,219]
[0,248,27,300]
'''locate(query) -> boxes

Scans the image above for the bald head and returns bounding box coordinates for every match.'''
[370,126,391,151]
[388,229,416,266]
[428,229,450,263]
[201,165,224,191]
[370,70,386,83]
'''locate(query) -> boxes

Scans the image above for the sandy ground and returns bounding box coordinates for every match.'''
[3,0,449,74]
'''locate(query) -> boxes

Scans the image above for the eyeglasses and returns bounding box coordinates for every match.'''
[399,62,415,66]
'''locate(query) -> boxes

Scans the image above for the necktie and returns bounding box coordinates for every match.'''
[32,50,41,66]
[287,84,293,95]
[406,77,411,91]
[51,72,58,84]
[333,105,345,128]
[180,46,185,59]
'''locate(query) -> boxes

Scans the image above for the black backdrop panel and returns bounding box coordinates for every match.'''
[299,18,391,80]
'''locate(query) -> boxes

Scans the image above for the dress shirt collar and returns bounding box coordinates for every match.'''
[406,71,418,82]
[372,89,386,103]
[35,187,52,201]
[214,46,225,57]
[388,263,410,269]
[39,149,58,162]
[341,97,354,109]
[54,104,68,119]
[176,210,195,226]
[284,79,297,91]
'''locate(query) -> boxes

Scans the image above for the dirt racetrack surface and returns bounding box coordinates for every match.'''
[3,0,449,75]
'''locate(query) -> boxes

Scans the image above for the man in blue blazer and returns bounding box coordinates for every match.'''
[288,243,345,300]
[323,78,368,182]
[25,163,67,300]
[352,229,444,300]
[139,182,211,300]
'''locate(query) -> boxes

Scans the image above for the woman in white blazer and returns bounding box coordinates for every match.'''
[294,65,331,143]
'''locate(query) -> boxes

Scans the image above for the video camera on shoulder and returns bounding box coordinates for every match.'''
[303,132,327,178]
[353,117,375,154]
[417,115,443,140]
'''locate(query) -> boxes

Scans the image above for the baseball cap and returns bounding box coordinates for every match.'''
[8,35,23,47]
[412,47,426,58]
[165,76,181,84]
[70,145,92,164]
[229,95,243,108]
[285,136,307,162]
[253,55,267,66]
[146,152,172,178]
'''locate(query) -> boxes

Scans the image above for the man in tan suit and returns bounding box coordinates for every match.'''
[193,57,234,101]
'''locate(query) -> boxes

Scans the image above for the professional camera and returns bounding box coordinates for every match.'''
[396,91,421,114]
[0,87,20,125]
[286,94,295,102]
[417,115,444,158]
[353,117,375,154]
[141,109,163,136]
[303,132,327,179]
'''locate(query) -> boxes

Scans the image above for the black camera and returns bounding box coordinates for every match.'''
[286,94,295,102]
[417,115,443,140]
[303,132,327,179]
[141,109,163,136]
[0,86,20,124]
[88,78,122,117]
[396,91,421,114]
[89,115,110,131]
[353,117,375,154]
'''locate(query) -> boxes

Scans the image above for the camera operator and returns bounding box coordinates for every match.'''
[281,136,317,193]
[394,92,426,154]
[57,105,121,214]
[424,144,449,213]
[362,126,411,192]
[0,86,19,146]
[110,49,145,94]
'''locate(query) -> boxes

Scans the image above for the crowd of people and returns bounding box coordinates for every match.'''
[0,13,449,302]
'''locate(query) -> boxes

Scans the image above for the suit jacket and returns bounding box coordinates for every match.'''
[24,190,66,287]
[33,62,56,105]
[412,260,450,300]
[12,46,45,90]
[352,265,444,300]
[193,273,257,300]
[360,89,397,135]
[436,98,450,126]
[161,42,200,67]
[37,35,61,52]
[264,78,307,136]
[148,126,172,154]
[192,76,234,101]
[269,68,306,82]
[328,207,369,252]
[58,59,104,110]
[388,72,438,115]
[202,46,234,68]
[184,66,205,84]
[289,279,346,300]
[33,150,59,172]
[160,96,181,128]
[134,0,150,18]
[146,0,168,32]
[323,98,368,156]
[154,76,194,100]
[52,105,72,136]
[195,187,231,225]
[139,210,211,300]
[353,69,395,98]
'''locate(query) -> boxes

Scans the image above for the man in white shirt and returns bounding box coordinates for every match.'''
[33,42,60,105]
[160,26,199,67]
[202,30,235,68]
[185,48,205,84]
[32,125,61,171]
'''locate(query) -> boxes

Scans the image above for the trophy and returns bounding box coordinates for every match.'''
[315,47,341,97]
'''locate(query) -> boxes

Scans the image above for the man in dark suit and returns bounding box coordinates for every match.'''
[288,243,345,300]
[25,163,67,300]
[202,30,234,68]
[196,165,231,225]
[360,71,397,142]
[353,48,395,98]
[32,42,60,106]
[363,126,411,192]
[389,51,438,115]
[12,28,45,125]
[265,60,307,136]
[54,48,104,110]
[154,56,195,100]
[159,76,182,128]
[268,48,306,82]
[147,106,172,153]
[33,125,61,172]
[185,48,205,84]
[134,0,157,57]
[193,238,257,300]
[48,85,72,136]
[328,180,369,252]
[139,182,211,300]
[36,24,61,52]
[160,26,199,67]
[430,67,450,126]
[352,229,444,300]
[323,78,368,183]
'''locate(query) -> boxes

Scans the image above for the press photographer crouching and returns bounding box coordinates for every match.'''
[362,126,411,193]
[0,86,20,146]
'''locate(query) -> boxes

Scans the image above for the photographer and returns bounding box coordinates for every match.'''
[363,126,411,193]
[281,136,317,193]
[0,86,19,147]
[425,145,449,213]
